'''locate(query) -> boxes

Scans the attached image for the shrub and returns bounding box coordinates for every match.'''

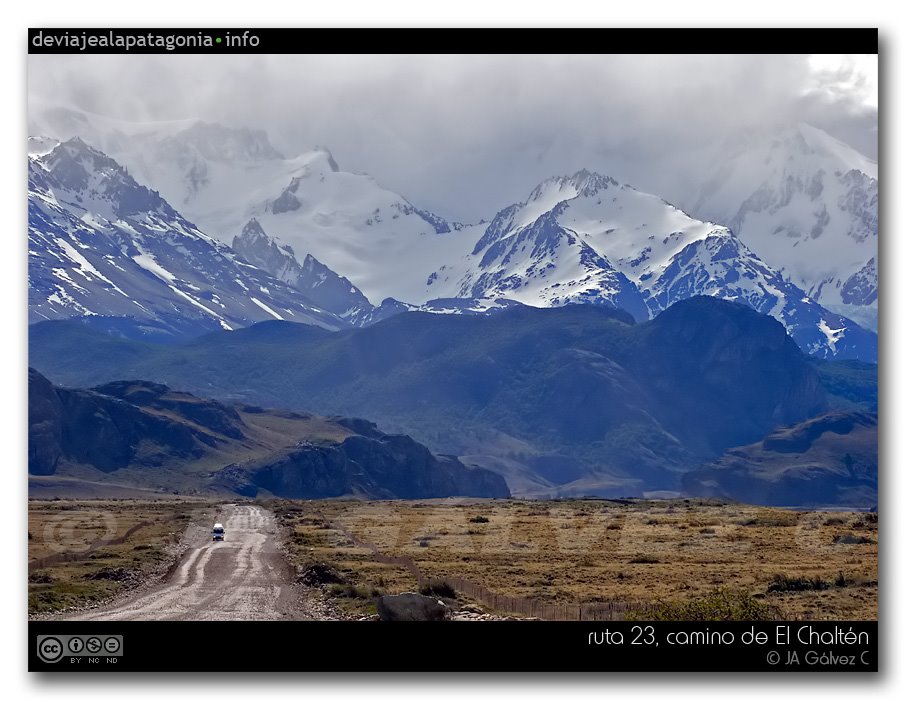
[833,534,874,545]
[327,583,379,599]
[635,588,781,621]
[852,513,878,529]
[420,581,457,599]
[298,562,346,586]
[629,554,659,564]
[767,574,830,592]
[291,531,316,546]
[84,567,135,582]
[468,516,490,524]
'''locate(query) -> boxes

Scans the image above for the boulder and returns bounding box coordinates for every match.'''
[376,592,452,622]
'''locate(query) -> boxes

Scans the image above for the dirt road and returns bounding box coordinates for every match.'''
[65,504,305,621]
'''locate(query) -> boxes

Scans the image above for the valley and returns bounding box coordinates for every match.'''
[24,51,879,643]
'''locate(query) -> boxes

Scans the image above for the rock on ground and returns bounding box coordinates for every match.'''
[376,592,452,621]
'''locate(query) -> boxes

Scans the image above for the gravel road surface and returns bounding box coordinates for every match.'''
[65,504,306,621]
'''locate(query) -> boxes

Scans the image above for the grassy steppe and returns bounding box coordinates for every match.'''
[29,498,878,621]
[274,498,877,620]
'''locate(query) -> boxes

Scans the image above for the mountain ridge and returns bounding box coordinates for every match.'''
[427,166,876,360]
[28,368,509,500]
[30,297,831,498]
[26,117,878,361]
[28,138,346,335]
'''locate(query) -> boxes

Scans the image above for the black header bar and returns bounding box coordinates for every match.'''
[31,620,878,673]
[28,28,879,55]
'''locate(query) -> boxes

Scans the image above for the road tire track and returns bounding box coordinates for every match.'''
[63,504,310,621]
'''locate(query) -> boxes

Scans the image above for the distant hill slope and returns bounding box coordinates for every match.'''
[27,368,508,500]
[809,358,878,413]
[682,411,877,507]
[30,297,829,497]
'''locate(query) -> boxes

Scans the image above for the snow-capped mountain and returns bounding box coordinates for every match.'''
[687,123,878,330]
[28,138,344,334]
[231,218,530,326]
[28,108,877,361]
[429,169,876,360]
[151,138,478,307]
[232,218,374,324]
[29,108,480,308]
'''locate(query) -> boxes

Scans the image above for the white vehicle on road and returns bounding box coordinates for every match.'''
[212,523,225,541]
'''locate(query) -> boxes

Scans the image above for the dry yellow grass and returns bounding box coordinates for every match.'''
[28,498,877,620]
[28,499,217,614]
[276,499,877,620]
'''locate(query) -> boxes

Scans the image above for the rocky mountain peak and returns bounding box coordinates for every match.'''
[312,145,340,172]
[28,141,346,334]
[39,138,171,218]
[231,218,375,323]
[239,217,272,244]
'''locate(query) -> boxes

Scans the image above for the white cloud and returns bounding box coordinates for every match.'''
[808,54,878,108]
[28,54,877,221]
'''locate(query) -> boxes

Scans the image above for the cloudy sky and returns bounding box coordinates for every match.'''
[28,53,878,221]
